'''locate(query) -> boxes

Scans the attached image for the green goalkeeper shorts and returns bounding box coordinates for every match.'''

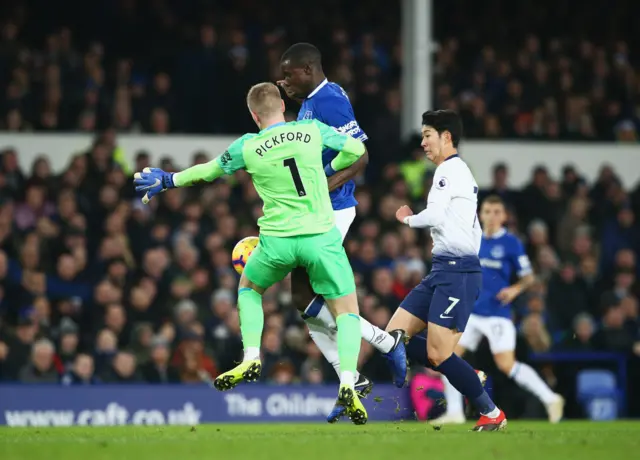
[243,226,355,299]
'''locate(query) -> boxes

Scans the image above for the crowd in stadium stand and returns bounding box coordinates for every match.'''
[0,0,639,419]
[0,0,638,142]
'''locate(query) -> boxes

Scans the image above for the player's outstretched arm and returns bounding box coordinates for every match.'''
[133,162,225,204]
[134,137,247,204]
[173,160,225,187]
[174,136,248,188]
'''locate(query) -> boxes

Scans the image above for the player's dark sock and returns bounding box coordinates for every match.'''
[405,334,434,369]
[435,354,497,415]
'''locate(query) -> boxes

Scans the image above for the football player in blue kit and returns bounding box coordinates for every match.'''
[278,43,407,423]
[436,195,565,424]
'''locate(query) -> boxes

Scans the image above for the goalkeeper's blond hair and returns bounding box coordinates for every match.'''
[247,82,282,118]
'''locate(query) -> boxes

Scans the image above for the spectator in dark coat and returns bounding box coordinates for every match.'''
[141,336,180,384]
[546,263,590,332]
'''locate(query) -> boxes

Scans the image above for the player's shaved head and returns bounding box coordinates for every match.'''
[280,43,322,68]
[247,82,283,118]
[279,43,326,99]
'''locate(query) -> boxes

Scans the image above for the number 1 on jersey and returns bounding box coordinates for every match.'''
[283,158,307,197]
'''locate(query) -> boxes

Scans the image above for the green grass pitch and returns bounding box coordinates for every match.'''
[1,421,638,460]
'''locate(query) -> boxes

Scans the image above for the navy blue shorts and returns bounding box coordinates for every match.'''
[399,257,482,332]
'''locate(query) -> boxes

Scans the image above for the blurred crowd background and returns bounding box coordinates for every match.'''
[0,0,639,420]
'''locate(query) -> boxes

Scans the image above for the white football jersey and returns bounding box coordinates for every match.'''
[407,155,482,258]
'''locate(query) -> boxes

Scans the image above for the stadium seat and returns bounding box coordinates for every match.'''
[576,370,619,421]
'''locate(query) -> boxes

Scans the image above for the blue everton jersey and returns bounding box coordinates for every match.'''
[298,79,368,210]
[474,229,533,318]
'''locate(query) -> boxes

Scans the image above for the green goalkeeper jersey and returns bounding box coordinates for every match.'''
[175,119,364,237]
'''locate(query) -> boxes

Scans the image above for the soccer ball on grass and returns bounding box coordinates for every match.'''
[232,236,259,274]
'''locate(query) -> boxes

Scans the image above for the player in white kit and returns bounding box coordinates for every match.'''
[389,110,507,431]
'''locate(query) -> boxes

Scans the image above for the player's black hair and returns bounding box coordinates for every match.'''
[281,42,322,69]
[421,110,463,148]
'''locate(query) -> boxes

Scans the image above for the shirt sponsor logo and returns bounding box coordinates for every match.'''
[335,120,365,139]
[480,258,503,269]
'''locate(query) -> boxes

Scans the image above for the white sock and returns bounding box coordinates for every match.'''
[442,376,464,416]
[485,407,501,418]
[306,321,360,381]
[510,361,558,404]
[243,347,260,361]
[305,299,396,353]
[340,370,356,389]
[360,319,397,353]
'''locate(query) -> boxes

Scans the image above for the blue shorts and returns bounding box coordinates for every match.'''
[399,256,482,332]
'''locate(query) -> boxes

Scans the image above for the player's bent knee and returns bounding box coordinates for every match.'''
[426,322,460,366]
[239,273,266,294]
[493,351,516,375]
[454,344,467,357]
[426,341,452,367]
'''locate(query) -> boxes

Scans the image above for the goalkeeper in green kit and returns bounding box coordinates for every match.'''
[134,82,368,424]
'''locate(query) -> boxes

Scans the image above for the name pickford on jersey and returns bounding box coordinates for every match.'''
[254,131,312,156]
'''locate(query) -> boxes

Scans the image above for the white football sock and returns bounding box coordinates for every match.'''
[510,361,558,404]
[359,319,397,353]
[442,376,465,416]
[340,370,356,389]
[243,347,260,361]
[305,298,396,353]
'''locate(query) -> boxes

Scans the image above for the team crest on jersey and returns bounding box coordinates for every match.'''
[220,150,232,166]
[435,176,449,190]
[302,110,313,120]
[490,245,505,259]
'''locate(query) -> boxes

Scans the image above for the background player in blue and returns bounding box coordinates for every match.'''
[438,195,565,424]
[389,110,506,431]
[278,43,407,422]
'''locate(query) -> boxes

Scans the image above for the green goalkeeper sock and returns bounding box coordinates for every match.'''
[336,313,361,388]
[238,287,264,361]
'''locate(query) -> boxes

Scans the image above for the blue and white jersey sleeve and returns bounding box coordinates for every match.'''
[297,80,366,211]
[509,236,533,278]
[300,83,368,142]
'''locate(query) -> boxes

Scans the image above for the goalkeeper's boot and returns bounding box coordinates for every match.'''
[473,409,507,432]
[327,374,373,423]
[384,329,408,388]
[338,384,368,426]
[213,360,261,391]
